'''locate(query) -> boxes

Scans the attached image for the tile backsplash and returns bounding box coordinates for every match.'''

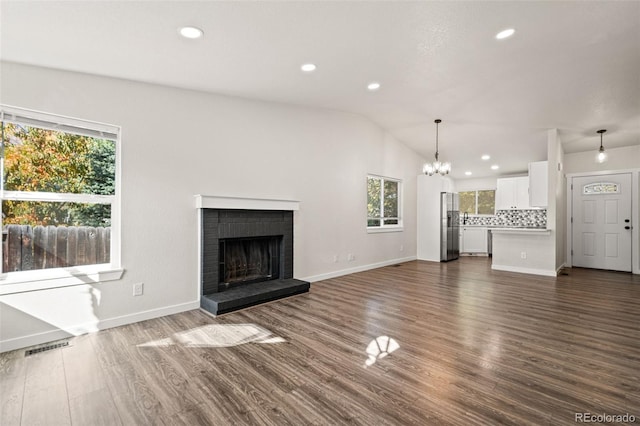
[462,210,547,228]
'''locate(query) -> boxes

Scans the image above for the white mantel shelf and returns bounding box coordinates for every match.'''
[195,195,300,211]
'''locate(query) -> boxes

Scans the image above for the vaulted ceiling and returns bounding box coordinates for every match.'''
[1,1,639,178]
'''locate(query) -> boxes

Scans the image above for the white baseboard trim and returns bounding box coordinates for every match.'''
[300,256,417,283]
[491,264,558,277]
[556,263,568,275]
[0,300,199,353]
[97,300,200,330]
[0,329,73,354]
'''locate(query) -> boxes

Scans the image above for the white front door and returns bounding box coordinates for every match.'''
[571,173,632,272]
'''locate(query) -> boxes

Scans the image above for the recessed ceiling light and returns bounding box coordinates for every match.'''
[481,154,491,160]
[367,82,381,91]
[496,28,515,40]
[179,26,204,39]
[465,171,473,176]
[491,165,500,170]
[301,63,317,72]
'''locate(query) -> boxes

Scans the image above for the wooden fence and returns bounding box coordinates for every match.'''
[2,224,110,272]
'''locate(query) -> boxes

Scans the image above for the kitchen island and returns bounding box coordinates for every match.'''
[491,227,557,276]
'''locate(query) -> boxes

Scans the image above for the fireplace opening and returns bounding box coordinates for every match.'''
[218,236,281,291]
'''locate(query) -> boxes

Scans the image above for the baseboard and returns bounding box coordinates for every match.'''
[491,264,558,277]
[0,300,199,353]
[0,329,74,353]
[556,263,568,275]
[97,300,200,330]
[300,256,417,283]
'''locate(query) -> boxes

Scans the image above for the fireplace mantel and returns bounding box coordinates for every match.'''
[195,195,300,211]
[197,200,309,316]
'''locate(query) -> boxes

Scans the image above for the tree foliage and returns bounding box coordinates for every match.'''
[71,139,116,226]
[383,180,398,221]
[2,123,115,227]
[367,177,381,226]
[367,177,399,226]
[459,190,496,215]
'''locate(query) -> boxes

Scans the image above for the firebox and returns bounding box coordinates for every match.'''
[218,236,281,291]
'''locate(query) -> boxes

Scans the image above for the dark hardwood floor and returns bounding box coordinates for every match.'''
[1,257,639,425]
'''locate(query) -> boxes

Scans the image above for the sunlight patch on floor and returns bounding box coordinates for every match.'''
[137,323,286,348]
[364,335,400,367]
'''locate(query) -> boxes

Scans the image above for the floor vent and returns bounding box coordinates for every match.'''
[388,264,402,268]
[25,341,69,356]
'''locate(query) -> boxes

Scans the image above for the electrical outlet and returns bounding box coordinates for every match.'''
[400,244,404,252]
[348,253,355,262]
[521,252,527,259]
[333,255,339,263]
[133,282,144,296]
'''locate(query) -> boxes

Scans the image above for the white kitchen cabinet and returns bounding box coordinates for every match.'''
[461,227,488,253]
[496,176,530,210]
[528,161,548,207]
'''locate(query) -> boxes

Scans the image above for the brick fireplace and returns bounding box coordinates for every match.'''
[196,196,309,315]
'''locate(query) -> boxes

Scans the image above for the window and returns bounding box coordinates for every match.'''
[367,175,402,231]
[459,190,495,215]
[583,182,619,195]
[1,106,121,292]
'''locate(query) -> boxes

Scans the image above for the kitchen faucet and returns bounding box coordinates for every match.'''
[463,212,469,225]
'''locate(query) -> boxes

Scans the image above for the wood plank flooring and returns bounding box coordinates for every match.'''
[1,258,639,425]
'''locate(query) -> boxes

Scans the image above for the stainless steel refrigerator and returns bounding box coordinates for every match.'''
[440,192,460,262]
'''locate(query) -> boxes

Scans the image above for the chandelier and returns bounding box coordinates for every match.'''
[423,119,451,176]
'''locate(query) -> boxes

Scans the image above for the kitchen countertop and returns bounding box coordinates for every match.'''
[460,225,549,234]
[490,227,550,234]
[461,224,546,230]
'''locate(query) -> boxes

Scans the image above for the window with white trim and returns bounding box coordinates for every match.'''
[459,190,495,215]
[367,175,402,230]
[1,106,121,287]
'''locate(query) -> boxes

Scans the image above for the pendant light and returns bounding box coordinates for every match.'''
[423,119,451,176]
[596,129,607,163]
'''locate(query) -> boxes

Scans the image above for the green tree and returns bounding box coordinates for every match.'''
[70,139,116,226]
[477,190,495,215]
[367,177,381,226]
[459,191,476,215]
[383,180,398,224]
[2,123,115,227]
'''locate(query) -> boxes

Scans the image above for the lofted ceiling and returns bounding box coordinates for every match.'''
[1,1,639,179]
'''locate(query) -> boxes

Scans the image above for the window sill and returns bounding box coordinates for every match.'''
[0,266,124,295]
[367,227,404,234]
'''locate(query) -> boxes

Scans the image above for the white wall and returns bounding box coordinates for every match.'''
[553,132,566,270]
[454,177,497,192]
[491,129,561,276]
[0,62,424,351]
[416,175,455,262]
[564,145,640,174]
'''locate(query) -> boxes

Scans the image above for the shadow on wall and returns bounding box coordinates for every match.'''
[0,283,102,352]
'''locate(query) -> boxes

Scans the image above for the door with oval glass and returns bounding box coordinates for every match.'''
[571,173,632,272]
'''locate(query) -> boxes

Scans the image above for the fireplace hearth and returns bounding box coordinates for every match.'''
[199,206,309,315]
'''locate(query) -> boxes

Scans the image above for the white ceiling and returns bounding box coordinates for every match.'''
[1,1,639,179]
